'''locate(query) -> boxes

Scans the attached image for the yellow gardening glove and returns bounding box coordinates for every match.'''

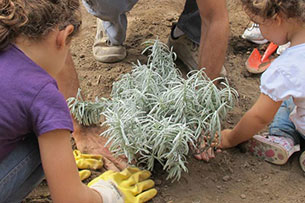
[88,167,157,203]
[73,150,103,170]
[79,169,91,181]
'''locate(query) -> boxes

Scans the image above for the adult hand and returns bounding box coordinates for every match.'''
[88,167,158,203]
[193,134,221,161]
[194,147,216,161]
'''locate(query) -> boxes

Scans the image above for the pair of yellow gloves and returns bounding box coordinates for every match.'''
[73,150,157,203]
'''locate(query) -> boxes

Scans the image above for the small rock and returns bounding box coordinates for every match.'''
[79,54,85,58]
[216,185,222,190]
[166,17,175,22]
[243,162,250,168]
[240,194,246,199]
[93,75,101,86]
[222,175,231,182]
[155,179,162,186]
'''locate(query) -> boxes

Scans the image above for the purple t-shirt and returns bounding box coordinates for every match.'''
[0,45,74,162]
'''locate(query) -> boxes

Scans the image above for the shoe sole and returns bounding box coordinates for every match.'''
[241,35,269,45]
[248,39,269,45]
[93,54,126,63]
[299,152,305,173]
[243,136,299,165]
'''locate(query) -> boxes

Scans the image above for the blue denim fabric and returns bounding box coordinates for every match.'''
[82,0,200,45]
[269,98,305,144]
[176,0,201,44]
[0,134,44,203]
[82,0,138,45]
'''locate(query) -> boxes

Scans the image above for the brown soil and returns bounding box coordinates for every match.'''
[24,0,305,202]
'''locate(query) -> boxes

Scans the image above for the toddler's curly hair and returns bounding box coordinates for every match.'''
[0,0,81,51]
[241,0,305,22]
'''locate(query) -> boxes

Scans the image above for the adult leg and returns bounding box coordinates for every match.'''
[176,0,201,44]
[0,134,44,203]
[82,0,138,62]
[167,0,200,71]
[54,52,128,171]
[169,0,229,79]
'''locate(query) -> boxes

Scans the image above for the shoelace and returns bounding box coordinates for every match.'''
[106,39,112,46]
[187,40,199,52]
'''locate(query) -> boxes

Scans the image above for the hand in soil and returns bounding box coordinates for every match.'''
[194,147,216,161]
[193,133,221,161]
[72,124,128,171]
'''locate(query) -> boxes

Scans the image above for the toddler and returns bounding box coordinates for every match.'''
[220,0,305,173]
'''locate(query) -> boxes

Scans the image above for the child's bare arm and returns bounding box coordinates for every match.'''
[38,130,102,203]
[221,93,282,148]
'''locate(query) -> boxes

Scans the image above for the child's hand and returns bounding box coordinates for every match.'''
[88,167,157,203]
[219,129,234,149]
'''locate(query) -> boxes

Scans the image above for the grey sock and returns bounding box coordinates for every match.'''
[173,26,184,38]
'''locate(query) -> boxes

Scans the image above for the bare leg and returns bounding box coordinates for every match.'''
[54,51,128,171]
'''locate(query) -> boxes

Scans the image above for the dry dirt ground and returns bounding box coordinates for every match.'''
[24,0,305,202]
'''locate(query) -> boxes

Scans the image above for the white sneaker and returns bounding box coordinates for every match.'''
[242,23,268,45]
[276,42,290,55]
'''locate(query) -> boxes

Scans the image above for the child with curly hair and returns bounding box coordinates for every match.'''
[0,1,156,202]
[220,0,305,172]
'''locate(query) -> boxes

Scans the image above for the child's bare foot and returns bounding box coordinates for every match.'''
[72,124,128,171]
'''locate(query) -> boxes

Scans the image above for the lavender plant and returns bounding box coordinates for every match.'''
[68,40,238,181]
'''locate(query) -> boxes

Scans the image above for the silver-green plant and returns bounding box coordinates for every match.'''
[68,39,238,181]
[67,88,106,126]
